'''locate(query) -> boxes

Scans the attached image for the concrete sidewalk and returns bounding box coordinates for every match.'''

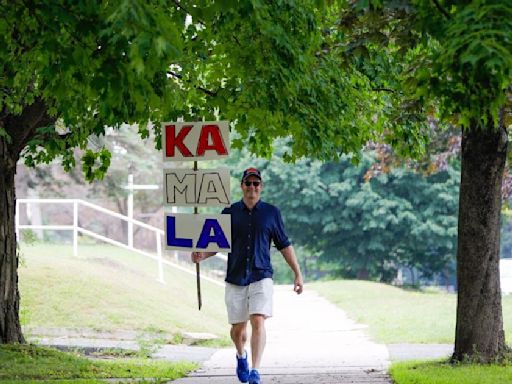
[173,286,392,383]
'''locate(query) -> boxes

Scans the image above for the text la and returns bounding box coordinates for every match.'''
[164,214,231,252]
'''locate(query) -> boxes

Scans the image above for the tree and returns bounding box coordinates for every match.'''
[1,1,374,343]
[4,1,507,364]
[336,1,512,361]
[231,148,459,282]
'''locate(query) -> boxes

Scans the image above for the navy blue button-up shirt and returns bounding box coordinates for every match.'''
[222,199,291,286]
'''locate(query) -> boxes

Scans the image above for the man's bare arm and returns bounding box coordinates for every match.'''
[280,245,304,294]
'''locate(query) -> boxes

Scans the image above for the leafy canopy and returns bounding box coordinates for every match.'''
[339,0,512,132]
[1,0,382,180]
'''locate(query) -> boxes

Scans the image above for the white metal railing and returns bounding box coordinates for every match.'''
[16,198,226,286]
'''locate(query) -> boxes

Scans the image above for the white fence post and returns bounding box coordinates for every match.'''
[127,174,134,248]
[73,200,78,257]
[15,199,20,241]
[156,231,165,284]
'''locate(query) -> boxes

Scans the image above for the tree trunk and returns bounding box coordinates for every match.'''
[356,267,369,280]
[0,136,25,343]
[409,266,415,287]
[453,120,508,362]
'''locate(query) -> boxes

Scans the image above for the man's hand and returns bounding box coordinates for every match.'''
[294,274,304,294]
[191,252,207,263]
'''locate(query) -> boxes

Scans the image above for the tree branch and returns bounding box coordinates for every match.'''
[4,98,56,154]
[431,0,450,19]
[232,34,242,47]
[34,130,73,144]
[372,87,395,93]
[167,71,217,97]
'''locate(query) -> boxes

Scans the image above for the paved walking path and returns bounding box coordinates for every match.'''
[172,286,392,384]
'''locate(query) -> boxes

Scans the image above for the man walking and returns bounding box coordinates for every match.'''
[192,167,303,384]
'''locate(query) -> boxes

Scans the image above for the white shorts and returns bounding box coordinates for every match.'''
[225,278,273,324]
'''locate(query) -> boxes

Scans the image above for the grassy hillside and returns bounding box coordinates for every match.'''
[19,243,512,346]
[18,243,228,339]
[311,279,512,344]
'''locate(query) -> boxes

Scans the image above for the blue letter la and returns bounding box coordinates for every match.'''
[196,219,230,249]
[166,216,193,248]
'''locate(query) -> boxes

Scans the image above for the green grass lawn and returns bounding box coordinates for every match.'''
[311,279,512,344]
[390,360,512,384]
[0,344,196,383]
[18,242,228,340]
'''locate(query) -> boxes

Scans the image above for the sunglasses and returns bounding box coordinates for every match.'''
[244,181,261,187]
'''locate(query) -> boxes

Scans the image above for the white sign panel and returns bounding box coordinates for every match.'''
[162,121,230,161]
[164,168,230,207]
[164,213,231,252]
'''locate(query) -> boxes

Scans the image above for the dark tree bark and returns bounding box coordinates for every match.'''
[0,99,53,344]
[453,118,508,362]
[0,136,24,343]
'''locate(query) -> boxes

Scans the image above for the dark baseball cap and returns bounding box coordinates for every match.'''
[241,167,262,181]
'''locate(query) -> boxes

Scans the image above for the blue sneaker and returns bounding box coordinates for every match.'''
[236,351,249,383]
[248,369,261,384]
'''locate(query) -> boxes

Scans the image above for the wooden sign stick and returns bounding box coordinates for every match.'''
[194,160,202,310]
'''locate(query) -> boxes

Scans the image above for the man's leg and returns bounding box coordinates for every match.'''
[230,321,248,355]
[231,321,250,383]
[249,314,266,369]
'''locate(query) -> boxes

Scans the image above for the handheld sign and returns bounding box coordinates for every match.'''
[164,168,230,207]
[164,213,231,252]
[162,121,230,161]
[162,120,231,311]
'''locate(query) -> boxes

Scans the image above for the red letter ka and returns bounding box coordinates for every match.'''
[166,124,193,158]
